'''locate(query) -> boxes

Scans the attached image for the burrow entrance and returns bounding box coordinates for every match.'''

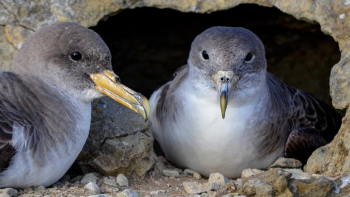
[91,4,340,107]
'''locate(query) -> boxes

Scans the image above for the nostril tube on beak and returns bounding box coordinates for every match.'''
[221,76,231,83]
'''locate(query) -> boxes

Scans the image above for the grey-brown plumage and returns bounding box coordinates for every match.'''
[150,26,341,178]
[0,22,150,188]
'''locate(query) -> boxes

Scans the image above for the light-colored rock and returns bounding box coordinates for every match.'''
[155,158,165,172]
[1,0,350,183]
[81,173,99,184]
[163,169,180,178]
[0,188,18,197]
[84,182,100,194]
[241,169,264,178]
[237,168,336,196]
[184,169,197,176]
[78,97,154,177]
[117,173,129,187]
[193,172,201,180]
[183,182,206,194]
[0,194,11,197]
[116,189,140,197]
[103,176,118,187]
[33,186,46,192]
[269,157,302,169]
[208,173,230,186]
[71,175,83,183]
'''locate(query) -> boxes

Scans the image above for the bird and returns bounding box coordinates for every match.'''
[0,22,150,188]
[149,26,341,178]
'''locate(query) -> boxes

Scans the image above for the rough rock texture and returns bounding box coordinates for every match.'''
[1,0,350,185]
[76,97,154,177]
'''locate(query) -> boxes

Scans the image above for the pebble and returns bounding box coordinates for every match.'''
[241,168,264,178]
[33,186,46,192]
[163,170,180,178]
[0,188,18,197]
[208,173,230,186]
[116,189,140,197]
[269,157,302,169]
[103,176,118,187]
[173,168,183,174]
[193,172,201,180]
[150,190,162,194]
[0,194,11,197]
[84,182,101,194]
[183,169,197,176]
[117,174,129,187]
[71,175,83,183]
[157,156,168,164]
[155,159,165,172]
[81,173,99,184]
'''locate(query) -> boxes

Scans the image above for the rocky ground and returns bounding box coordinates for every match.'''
[1,157,349,197]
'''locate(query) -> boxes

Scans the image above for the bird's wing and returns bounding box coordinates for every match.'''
[149,65,188,137]
[0,72,39,173]
[267,73,342,163]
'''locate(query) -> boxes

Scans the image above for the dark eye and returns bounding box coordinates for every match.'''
[201,50,209,60]
[69,51,82,61]
[244,53,253,62]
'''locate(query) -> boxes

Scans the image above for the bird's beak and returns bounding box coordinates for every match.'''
[90,70,151,121]
[211,71,239,119]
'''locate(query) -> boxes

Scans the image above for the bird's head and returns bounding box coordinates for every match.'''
[188,26,267,119]
[11,22,150,121]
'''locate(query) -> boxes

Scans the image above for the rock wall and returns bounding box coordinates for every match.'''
[1,0,350,178]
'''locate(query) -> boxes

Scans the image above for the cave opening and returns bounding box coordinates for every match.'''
[91,4,340,107]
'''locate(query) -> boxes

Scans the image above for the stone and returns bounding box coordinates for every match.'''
[241,169,264,178]
[103,176,118,187]
[77,97,154,177]
[184,169,197,176]
[84,182,100,194]
[1,0,350,183]
[269,157,302,169]
[237,168,336,197]
[193,172,201,180]
[117,173,129,187]
[116,189,140,197]
[81,173,99,184]
[0,188,18,197]
[183,182,206,194]
[0,194,11,197]
[71,175,83,183]
[163,169,180,178]
[155,158,165,172]
[33,186,46,193]
[208,173,230,186]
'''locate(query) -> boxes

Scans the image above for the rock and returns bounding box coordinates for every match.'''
[33,186,46,193]
[84,182,100,194]
[193,172,201,180]
[163,169,180,178]
[184,169,197,176]
[117,174,129,187]
[173,168,183,174]
[157,156,168,164]
[241,169,264,178]
[103,176,118,187]
[183,182,206,194]
[208,173,230,186]
[237,168,336,196]
[116,189,140,197]
[150,190,162,194]
[0,188,18,197]
[71,175,83,183]
[155,158,165,172]
[0,194,11,197]
[1,0,350,182]
[269,157,302,169]
[77,97,154,177]
[81,173,99,184]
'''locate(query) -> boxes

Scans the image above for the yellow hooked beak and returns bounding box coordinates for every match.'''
[90,70,151,121]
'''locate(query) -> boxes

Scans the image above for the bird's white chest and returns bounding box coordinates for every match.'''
[0,104,91,188]
[154,87,282,178]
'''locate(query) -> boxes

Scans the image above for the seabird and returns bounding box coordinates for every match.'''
[0,22,150,188]
[150,27,341,178]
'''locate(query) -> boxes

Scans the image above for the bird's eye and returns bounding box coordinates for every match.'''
[244,53,253,62]
[69,51,82,61]
[201,50,209,60]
